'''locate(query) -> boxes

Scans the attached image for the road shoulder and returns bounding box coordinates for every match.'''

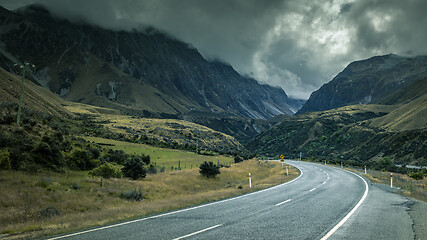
[329,181,416,240]
[409,199,427,240]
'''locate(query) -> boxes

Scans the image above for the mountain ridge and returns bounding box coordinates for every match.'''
[0,5,303,121]
[298,54,427,114]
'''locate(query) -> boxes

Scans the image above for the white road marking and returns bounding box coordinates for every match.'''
[320,169,369,240]
[322,181,326,185]
[275,199,292,206]
[48,163,304,240]
[309,188,316,192]
[173,224,222,240]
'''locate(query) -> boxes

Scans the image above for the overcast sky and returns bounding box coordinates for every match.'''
[3,0,427,99]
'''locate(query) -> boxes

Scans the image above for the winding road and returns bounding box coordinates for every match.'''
[48,160,398,240]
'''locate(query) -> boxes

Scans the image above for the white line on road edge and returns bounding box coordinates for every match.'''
[275,199,292,206]
[47,163,304,240]
[309,188,316,192]
[173,224,222,240]
[320,170,369,240]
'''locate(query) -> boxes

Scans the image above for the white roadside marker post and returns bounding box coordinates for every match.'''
[364,166,367,174]
[249,173,252,188]
[341,162,343,168]
[390,173,393,188]
[286,165,289,175]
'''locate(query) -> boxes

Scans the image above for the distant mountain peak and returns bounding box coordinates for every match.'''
[297,54,427,114]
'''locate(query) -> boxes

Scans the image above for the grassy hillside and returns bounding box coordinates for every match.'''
[84,136,234,170]
[246,103,426,168]
[370,77,427,131]
[0,67,72,118]
[62,102,248,156]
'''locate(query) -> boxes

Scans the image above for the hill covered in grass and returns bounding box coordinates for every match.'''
[246,77,427,169]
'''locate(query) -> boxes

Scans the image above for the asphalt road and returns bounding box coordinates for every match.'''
[48,161,382,240]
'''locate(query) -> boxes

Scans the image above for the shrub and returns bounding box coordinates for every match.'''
[71,182,81,190]
[234,156,243,163]
[122,157,147,180]
[199,161,220,178]
[120,189,143,201]
[146,163,157,174]
[89,162,122,178]
[107,150,129,165]
[67,149,99,170]
[0,148,11,170]
[409,171,424,180]
[31,141,63,168]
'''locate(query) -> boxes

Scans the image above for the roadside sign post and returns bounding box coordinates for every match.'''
[249,173,252,188]
[280,154,284,167]
[391,173,393,188]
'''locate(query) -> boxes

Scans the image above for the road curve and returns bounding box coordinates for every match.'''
[48,160,368,240]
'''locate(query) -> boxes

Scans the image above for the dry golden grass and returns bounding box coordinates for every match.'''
[340,165,427,202]
[0,160,298,239]
[364,170,427,202]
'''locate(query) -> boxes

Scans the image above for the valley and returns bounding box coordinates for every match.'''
[0,3,426,240]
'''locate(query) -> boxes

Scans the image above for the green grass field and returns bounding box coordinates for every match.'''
[84,136,234,170]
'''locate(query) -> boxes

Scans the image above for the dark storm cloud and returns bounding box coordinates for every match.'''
[2,0,427,99]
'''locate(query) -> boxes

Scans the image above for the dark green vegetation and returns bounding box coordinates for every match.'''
[199,161,221,178]
[247,76,427,172]
[0,101,157,175]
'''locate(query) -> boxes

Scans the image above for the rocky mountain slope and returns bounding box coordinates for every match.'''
[246,70,427,167]
[298,54,427,114]
[0,5,302,122]
[0,66,72,118]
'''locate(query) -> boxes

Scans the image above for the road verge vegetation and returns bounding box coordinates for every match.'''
[0,160,298,239]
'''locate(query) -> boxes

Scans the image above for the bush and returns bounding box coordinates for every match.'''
[122,157,147,180]
[89,162,122,178]
[199,161,220,178]
[409,171,424,180]
[0,148,11,170]
[120,189,143,201]
[107,150,129,165]
[67,149,99,170]
[234,156,243,163]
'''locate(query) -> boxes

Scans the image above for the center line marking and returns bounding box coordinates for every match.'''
[173,224,222,240]
[275,199,292,206]
[323,181,327,184]
[309,188,316,192]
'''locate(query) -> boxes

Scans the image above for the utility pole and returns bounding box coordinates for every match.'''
[14,62,35,126]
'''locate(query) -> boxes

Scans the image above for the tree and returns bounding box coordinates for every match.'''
[199,161,220,178]
[122,157,147,180]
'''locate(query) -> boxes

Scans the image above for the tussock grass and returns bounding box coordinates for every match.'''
[364,170,427,202]
[341,165,427,202]
[0,160,298,239]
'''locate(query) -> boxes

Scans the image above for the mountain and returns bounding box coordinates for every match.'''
[0,66,72,118]
[298,54,427,114]
[246,68,427,167]
[0,5,302,122]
